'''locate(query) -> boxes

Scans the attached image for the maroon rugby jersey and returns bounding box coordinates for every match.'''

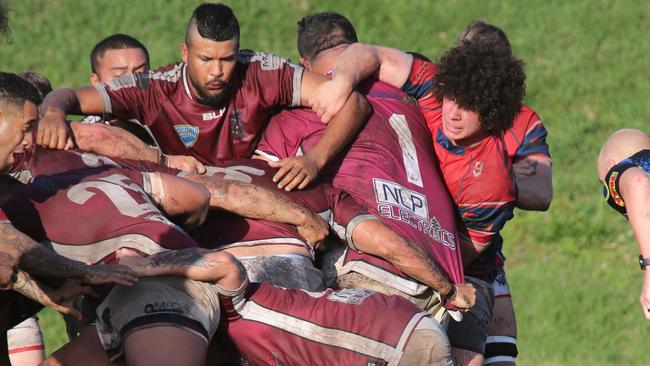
[95,51,303,164]
[219,281,430,366]
[0,166,197,265]
[256,80,464,291]
[189,159,368,254]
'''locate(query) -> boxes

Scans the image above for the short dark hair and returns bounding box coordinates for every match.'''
[457,20,511,50]
[297,12,358,60]
[186,3,240,44]
[432,41,526,134]
[19,71,52,100]
[0,72,42,108]
[90,33,150,73]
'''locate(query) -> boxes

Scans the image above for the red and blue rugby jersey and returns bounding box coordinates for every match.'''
[403,56,551,280]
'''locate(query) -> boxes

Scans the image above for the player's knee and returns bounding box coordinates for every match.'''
[484,335,518,365]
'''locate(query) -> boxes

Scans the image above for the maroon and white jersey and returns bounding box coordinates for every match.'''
[190,159,369,255]
[257,80,463,292]
[95,51,303,165]
[0,166,197,265]
[219,281,430,366]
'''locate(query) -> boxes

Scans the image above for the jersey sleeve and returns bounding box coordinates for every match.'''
[96,71,164,126]
[0,208,8,223]
[323,185,377,252]
[239,51,304,108]
[401,55,436,101]
[506,107,551,161]
[602,159,637,217]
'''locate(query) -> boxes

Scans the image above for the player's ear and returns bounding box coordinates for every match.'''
[181,43,189,63]
[90,73,99,85]
[299,57,311,70]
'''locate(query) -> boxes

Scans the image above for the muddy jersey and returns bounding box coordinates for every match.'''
[0,166,197,264]
[219,281,430,366]
[189,159,369,255]
[603,149,650,217]
[402,56,551,281]
[95,50,303,165]
[256,80,463,293]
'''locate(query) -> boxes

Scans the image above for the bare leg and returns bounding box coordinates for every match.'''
[42,325,112,366]
[484,296,517,365]
[123,326,207,366]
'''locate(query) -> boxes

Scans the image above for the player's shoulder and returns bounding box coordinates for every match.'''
[105,62,183,92]
[237,49,292,70]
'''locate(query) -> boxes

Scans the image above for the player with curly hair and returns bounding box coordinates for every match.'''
[305,15,553,366]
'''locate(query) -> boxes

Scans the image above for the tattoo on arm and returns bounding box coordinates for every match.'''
[0,223,92,280]
[385,239,452,294]
[12,270,49,305]
[147,249,216,270]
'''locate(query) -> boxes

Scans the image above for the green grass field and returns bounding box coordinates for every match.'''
[2,0,650,364]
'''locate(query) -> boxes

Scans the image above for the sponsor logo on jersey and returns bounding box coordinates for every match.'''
[202,108,226,121]
[373,179,428,219]
[373,178,456,250]
[473,161,484,177]
[174,124,199,148]
[144,302,183,314]
[608,171,624,207]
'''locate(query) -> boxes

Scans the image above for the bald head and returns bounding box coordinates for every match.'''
[598,129,650,181]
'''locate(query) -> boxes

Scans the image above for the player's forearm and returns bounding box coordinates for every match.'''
[40,87,104,116]
[331,43,382,89]
[12,270,51,307]
[307,91,370,169]
[186,175,314,226]
[515,159,553,211]
[352,220,453,295]
[138,249,246,289]
[0,223,92,280]
[70,122,159,162]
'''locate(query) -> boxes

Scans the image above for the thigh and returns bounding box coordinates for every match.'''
[95,277,220,362]
[42,325,113,366]
[124,326,207,366]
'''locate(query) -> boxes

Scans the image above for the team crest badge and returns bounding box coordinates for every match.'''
[174,125,199,148]
[473,161,484,177]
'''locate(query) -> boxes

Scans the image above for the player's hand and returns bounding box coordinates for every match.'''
[641,273,650,320]
[81,263,139,286]
[449,283,476,310]
[0,252,18,290]
[513,158,537,177]
[297,211,330,249]
[39,279,95,319]
[269,155,320,191]
[166,154,207,175]
[37,109,74,150]
[309,78,353,124]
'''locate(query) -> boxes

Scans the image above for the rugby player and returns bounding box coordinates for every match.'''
[256,13,482,320]
[305,16,553,366]
[0,160,219,366]
[38,3,371,191]
[598,129,650,319]
[0,72,138,365]
[122,248,454,366]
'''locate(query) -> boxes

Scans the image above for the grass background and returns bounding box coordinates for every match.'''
[2,0,650,364]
